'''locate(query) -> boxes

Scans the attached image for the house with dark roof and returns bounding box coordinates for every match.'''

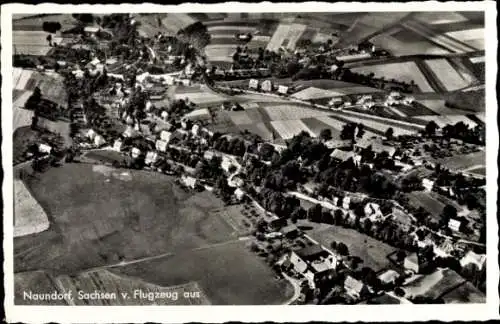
[289,245,339,288]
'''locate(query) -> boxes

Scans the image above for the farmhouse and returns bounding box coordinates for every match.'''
[324,139,352,149]
[404,252,429,274]
[155,139,168,152]
[422,178,435,192]
[364,202,383,219]
[249,79,259,90]
[94,134,106,147]
[377,269,401,286]
[344,276,369,299]
[448,218,462,232]
[181,175,198,189]
[233,188,246,201]
[460,251,486,271]
[278,85,289,95]
[145,151,159,165]
[160,130,172,142]
[131,147,142,159]
[267,217,288,231]
[330,150,361,165]
[290,245,339,288]
[184,108,211,122]
[261,80,273,92]
[38,143,52,154]
[86,129,97,140]
[113,139,123,152]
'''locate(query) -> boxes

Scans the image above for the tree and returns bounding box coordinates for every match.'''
[340,123,357,140]
[336,242,349,256]
[385,127,394,140]
[334,209,344,226]
[363,218,373,234]
[308,204,323,222]
[440,204,458,226]
[330,241,337,250]
[425,121,439,137]
[72,14,94,24]
[319,128,332,141]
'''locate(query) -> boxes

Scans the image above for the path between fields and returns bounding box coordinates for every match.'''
[81,236,252,273]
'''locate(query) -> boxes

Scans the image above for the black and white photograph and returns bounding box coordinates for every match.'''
[2,2,498,323]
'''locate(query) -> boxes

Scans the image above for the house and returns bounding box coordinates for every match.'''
[343,197,351,210]
[278,85,289,95]
[145,151,159,165]
[344,275,369,299]
[261,80,273,92]
[181,175,197,189]
[94,134,106,147]
[160,130,172,142]
[330,149,361,165]
[404,252,429,274]
[422,178,435,192]
[234,188,246,201]
[84,26,100,35]
[290,245,339,287]
[86,129,97,141]
[191,124,200,137]
[280,224,300,239]
[328,97,343,108]
[155,139,168,152]
[364,202,382,219]
[123,126,140,138]
[460,251,486,271]
[113,139,123,152]
[249,78,259,90]
[38,143,52,154]
[324,139,352,149]
[131,147,142,159]
[448,218,462,232]
[377,269,400,286]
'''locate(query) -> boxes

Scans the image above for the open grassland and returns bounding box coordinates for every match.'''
[437,151,485,172]
[15,271,67,305]
[210,204,256,236]
[14,179,50,238]
[55,270,210,305]
[441,281,485,303]
[14,164,235,275]
[424,59,471,91]
[305,222,398,272]
[351,61,434,93]
[403,268,465,301]
[112,240,294,305]
[271,120,315,139]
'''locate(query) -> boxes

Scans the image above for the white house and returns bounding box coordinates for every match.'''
[278,85,289,95]
[344,276,369,299]
[448,218,462,232]
[155,139,168,152]
[249,78,259,90]
[261,80,273,92]
[422,179,435,192]
[86,129,97,140]
[460,251,486,271]
[131,147,142,159]
[234,188,246,201]
[377,269,400,285]
[364,202,382,219]
[191,124,200,137]
[94,134,106,147]
[38,143,52,154]
[145,151,159,165]
[160,130,172,142]
[113,139,123,152]
[181,175,197,189]
[343,197,351,210]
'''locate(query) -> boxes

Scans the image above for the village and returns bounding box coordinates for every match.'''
[13,12,487,305]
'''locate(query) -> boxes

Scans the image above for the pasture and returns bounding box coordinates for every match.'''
[14,164,235,275]
[14,179,50,238]
[406,191,446,218]
[350,61,434,93]
[424,59,471,91]
[113,240,294,305]
[305,222,398,272]
[437,151,485,172]
[56,270,210,305]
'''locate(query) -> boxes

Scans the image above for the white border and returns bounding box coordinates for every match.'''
[2,2,498,323]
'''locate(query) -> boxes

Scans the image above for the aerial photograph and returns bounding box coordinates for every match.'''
[11,11,487,306]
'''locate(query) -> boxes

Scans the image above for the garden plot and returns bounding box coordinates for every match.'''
[291,87,344,100]
[262,104,331,121]
[437,151,485,172]
[14,179,50,238]
[351,62,434,93]
[424,59,471,91]
[271,119,316,139]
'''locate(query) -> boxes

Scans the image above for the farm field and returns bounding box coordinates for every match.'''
[13,14,77,31]
[301,117,342,139]
[445,28,484,50]
[467,166,486,176]
[403,268,466,301]
[112,240,294,305]
[417,99,473,115]
[406,191,446,219]
[436,151,485,172]
[304,222,398,273]
[13,106,35,130]
[441,281,486,303]
[261,104,331,121]
[14,164,235,275]
[351,61,435,93]
[13,31,60,56]
[14,179,50,238]
[13,68,68,108]
[330,111,421,136]
[271,119,316,139]
[424,59,471,91]
[174,91,227,105]
[415,115,477,128]
[210,204,256,236]
[84,149,132,165]
[291,87,344,100]
[371,28,451,56]
[55,270,210,305]
[15,271,68,305]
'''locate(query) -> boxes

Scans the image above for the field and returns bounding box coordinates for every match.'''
[84,149,132,165]
[291,87,344,100]
[55,270,210,305]
[301,117,342,139]
[13,105,35,130]
[441,281,486,303]
[351,61,434,93]
[305,222,398,272]
[424,59,471,91]
[371,28,450,56]
[415,115,477,128]
[329,111,421,136]
[467,167,486,176]
[261,104,331,120]
[13,31,59,56]
[15,271,67,305]
[174,91,227,105]
[14,163,235,274]
[403,268,466,301]
[445,28,484,50]
[14,179,50,238]
[13,14,77,31]
[13,68,68,108]
[417,99,473,115]
[271,120,315,139]
[112,240,294,305]
[437,151,485,172]
[406,191,446,219]
[210,204,257,236]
